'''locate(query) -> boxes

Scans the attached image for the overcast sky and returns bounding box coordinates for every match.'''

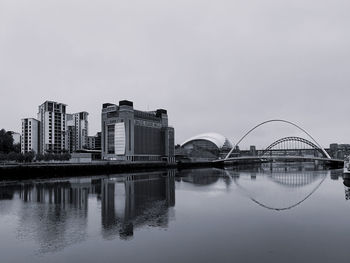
[1,0,349,149]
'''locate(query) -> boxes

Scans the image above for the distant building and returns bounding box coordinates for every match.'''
[21,118,40,154]
[101,100,174,162]
[87,132,101,150]
[38,101,67,154]
[329,143,350,159]
[9,131,21,145]
[66,112,89,153]
[250,145,257,156]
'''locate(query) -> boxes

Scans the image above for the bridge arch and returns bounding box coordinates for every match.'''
[226,170,328,211]
[260,136,329,158]
[225,119,330,160]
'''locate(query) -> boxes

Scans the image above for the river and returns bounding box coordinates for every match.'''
[0,164,349,263]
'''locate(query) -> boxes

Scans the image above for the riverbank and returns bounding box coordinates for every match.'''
[0,161,216,180]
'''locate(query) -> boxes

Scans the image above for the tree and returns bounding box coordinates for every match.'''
[24,151,35,163]
[0,129,14,154]
[36,154,44,162]
[13,143,21,153]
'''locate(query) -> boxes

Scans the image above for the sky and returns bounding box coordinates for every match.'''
[0,0,349,149]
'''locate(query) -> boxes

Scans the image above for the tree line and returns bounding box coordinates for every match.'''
[0,129,70,163]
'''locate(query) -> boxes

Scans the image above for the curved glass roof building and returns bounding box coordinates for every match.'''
[180,133,233,160]
[181,133,233,149]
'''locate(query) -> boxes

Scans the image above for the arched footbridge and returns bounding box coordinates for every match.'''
[214,120,344,167]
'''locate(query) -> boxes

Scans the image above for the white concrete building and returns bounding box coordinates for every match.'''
[21,118,40,154]
[38,101,67,154]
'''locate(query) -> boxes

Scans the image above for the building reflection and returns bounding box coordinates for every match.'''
[0,170,176,253]
[6,178,96,253]
[17,179,93,209]
[179,168,222,185]
[343,178,350,200]
[100,170,175,240]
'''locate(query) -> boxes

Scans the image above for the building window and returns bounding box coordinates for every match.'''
[107,125,115,154]
[129,120,131,151]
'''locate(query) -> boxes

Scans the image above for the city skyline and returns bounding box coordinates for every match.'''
[5,97,350,150]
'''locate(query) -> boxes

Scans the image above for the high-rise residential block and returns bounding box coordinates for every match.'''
[101,100,175,162]
[66,112,89,153]
[87,132,101,150]
[21,118,40,154]
[38,101,67,154]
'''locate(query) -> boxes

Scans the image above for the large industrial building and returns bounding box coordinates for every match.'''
[101,100,175,162]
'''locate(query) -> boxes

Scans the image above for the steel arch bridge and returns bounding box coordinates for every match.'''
[215,119,343,166]
[259,136,329,158]
[224,119,331,160]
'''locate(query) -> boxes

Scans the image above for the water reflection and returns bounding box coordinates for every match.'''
[0,165,348,261]
[343,177,350,200]
[13,180,90,253]
[100,172,175,240]
[224,165,329,211]
[180,169,221,185]
[0,170,175,253]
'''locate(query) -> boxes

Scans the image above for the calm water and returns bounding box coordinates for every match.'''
[0,165,349,263]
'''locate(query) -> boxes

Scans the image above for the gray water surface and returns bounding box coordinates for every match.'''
[0,165,349,263]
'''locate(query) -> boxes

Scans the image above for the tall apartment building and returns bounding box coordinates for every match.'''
[87,132,101,150]
[38,101,67,154]
[21,118,40,154]
[66,112,89,153]
[101,100,175,162]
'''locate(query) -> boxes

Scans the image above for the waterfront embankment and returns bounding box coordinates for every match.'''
[0,161,215,180]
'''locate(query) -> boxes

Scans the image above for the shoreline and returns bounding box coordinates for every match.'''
[1,159,341,181]
[0,161,216,180]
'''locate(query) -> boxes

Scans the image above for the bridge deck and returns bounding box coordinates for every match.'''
[214,156,344,163]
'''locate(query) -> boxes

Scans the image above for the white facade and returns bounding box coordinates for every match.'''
[115,122,126,155]
[21,118,40,154]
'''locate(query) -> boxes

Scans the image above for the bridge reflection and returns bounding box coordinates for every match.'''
[221,166,339,211]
